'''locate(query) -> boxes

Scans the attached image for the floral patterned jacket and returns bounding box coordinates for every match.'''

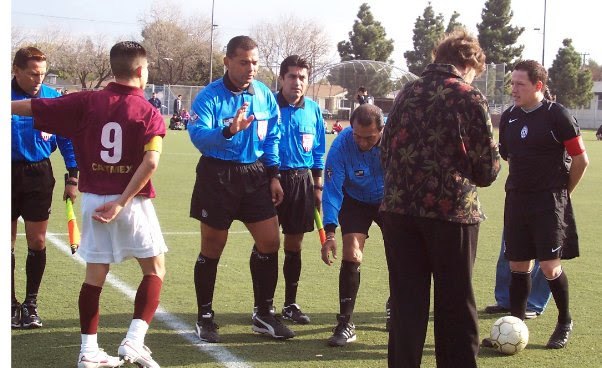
[380,64,501,224]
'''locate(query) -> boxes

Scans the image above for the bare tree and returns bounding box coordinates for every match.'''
[250,15,333,87]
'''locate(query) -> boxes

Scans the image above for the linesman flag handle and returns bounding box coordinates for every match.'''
[314,207,326,245]
[65,197,81,254]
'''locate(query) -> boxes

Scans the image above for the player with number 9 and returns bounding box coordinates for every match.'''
[12,41,167,368]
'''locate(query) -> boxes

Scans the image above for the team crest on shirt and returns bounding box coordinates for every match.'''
[354,170,365,177]
[326,167,333,180]
[520,125,528,139]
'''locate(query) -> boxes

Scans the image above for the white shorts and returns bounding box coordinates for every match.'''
[79,193,168,264]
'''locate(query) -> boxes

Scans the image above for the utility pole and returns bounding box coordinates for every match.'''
[542,0,547,66]
[209,0,216,84]
[580,52,590,67]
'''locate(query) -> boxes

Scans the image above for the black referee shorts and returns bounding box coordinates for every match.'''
[339,194,382,236]
[190,156,277,230]
[276,168,314,234]
[12,159,56,222]
[504,190,571,262]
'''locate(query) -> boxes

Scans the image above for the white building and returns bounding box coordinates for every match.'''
[569,81,602,129]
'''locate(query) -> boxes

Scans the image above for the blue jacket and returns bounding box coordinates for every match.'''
[276,93,325,174]
[11,79,77,169]
[323,127,384,230]
[188,76,280,167]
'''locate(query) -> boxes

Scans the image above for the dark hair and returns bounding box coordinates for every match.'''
[514,60,548,90]
[350,104,384,130]
[279,55,311,78]
[13,46,47,69]
[357,86,367,94]
[226,36,258,58]
[109,41,147,79]
[433,28,486,75]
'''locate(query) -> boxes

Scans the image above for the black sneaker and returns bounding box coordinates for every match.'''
[484,304,510,314]
[11,303,21,329]
[195,311,220,343]
[546,321,573,349]
[480,337,495,348]
[385,298,391,332]
[21,302,42,329]
[252,312,295,339]
[327,314,356,347]
[282,304,310,324]
[251,305,275,321]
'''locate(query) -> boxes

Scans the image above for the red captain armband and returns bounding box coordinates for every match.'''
[563,136,586,156]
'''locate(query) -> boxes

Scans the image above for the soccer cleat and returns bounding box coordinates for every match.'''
[282,304,310,324]
[480,337,495,348]
[251,305,275,321]
[118,338,160,368]
[524,310,539,320]
[11,303,21,329]
[21,302,43,328]
[252,312,295,339]
[327,314,357,347]
[484,304,510,314]
[546,321,573,349]
[195,311,220,343]
[385,298,391,332]
[78,349,124,368]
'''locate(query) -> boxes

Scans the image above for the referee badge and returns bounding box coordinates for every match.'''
[520,125,528,139]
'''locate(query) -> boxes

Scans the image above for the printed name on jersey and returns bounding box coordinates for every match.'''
[354,169,365,177]
[520,125,528,139]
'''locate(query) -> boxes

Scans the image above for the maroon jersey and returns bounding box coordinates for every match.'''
[31,83,166,198]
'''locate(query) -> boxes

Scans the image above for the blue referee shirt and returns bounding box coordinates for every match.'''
[323,127,384,230]
[11,78,77,169]
[276,93,325,174]
[188,75,280,167]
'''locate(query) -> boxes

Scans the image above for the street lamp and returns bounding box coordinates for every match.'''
[532,1,547,66]
[209,0,217,84]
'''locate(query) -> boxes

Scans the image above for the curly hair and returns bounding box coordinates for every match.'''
[433,27,486,75]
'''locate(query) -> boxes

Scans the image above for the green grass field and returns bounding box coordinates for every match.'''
[11,126,602,367]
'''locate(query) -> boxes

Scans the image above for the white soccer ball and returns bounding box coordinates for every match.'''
[490,316,529,355]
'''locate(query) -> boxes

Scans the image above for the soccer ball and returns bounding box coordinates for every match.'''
[490,316,529,355]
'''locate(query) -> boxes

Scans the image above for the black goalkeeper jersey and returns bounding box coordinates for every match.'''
[499,100,581,192]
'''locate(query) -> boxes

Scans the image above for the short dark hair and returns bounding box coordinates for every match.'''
[514,60,548,90]
[226,36,258,58]
[433,27,486,75]
[109,41,147,79]
[357,86,367,94]
[13,47,47,69]
[350,104,384,130]
[279,55,311,78]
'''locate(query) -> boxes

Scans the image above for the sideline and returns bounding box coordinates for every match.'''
[43,230,252,368]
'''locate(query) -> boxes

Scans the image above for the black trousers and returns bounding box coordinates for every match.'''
[382,213,479,368]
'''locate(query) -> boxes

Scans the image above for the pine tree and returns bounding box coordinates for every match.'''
[445,11,464,33]
[548,39,594,109]
[476,0,524,67]
[404,3,445,76]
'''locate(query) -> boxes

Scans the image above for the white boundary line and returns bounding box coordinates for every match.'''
[43,230,252,368]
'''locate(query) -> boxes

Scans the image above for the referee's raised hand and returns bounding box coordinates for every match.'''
[228,102,255,135]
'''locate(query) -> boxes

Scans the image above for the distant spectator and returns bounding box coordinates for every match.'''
[169,113,183,130]
[332,120,343,134]
[356,86,373,105]
[180,108,191,130]
[148,92,162,110]
[596,124,602,140]
[173,94,182,115]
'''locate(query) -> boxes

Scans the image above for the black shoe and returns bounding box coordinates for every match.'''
[282,304,310,324]
[385,298,391,332]
[252,312,295,339]
[481,337,495,348]
[327,314,356,347]
[11,303,21,329]
[195,311,220,343]
[484,304,510,314]
[546,321,573,349]
[21,302,42,329]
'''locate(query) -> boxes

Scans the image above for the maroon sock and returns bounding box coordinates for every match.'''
[79,283,102,334]
[133,275,163,324]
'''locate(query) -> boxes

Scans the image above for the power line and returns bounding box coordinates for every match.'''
[12,11,138,26]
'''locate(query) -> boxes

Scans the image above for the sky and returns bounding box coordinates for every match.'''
[10,0,601,70]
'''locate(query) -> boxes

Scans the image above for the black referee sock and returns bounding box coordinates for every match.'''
[11,249,17,305]
[25,248,46,304]
[547,269,572,325]
[339,260,361,317]
[283,249,302,306]
[509,270,531,320]
[194,253,219,320]
[250,245,278,315]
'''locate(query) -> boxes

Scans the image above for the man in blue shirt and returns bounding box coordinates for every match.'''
[188,35,294,342]
[11,46,79,329]
[270,55,325,324]
[147,92,162,111]
[320,104,388,347]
